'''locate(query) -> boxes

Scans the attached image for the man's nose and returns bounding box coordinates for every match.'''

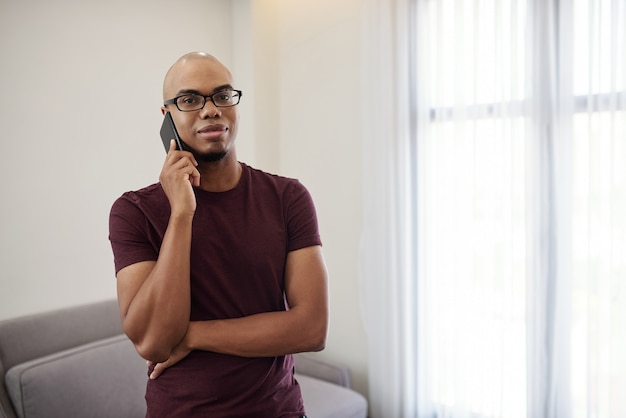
[200,100,221,118]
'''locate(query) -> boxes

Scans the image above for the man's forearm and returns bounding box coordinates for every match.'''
[185,308,327,358]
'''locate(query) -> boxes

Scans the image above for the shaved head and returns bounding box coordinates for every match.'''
[162,52,231,100]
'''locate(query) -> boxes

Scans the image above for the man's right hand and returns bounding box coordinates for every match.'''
[159,139,200,216]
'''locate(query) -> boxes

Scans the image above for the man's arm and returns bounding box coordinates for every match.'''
[116,213,193,362]
[116,143,199,363]
[148,245,328,378]
[187,245,329,357]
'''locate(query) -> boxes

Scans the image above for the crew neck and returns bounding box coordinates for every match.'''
[193,162,247,196]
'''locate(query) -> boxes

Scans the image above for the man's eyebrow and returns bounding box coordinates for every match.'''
[175,88,201,96]
[175,85,234,96]
[212,84,234,92]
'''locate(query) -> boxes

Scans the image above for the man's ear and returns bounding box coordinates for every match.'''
[161,106,167,115]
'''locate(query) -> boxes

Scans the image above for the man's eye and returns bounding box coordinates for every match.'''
[181,95,201,105]
[216,93,231,101]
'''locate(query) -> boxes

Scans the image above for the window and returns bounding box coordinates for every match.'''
[413,0,626,417]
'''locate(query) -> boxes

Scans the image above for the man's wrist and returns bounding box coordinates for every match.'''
[184,321,199,351]
[169,210,195,225]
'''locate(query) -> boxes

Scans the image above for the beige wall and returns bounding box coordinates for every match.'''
[276,1,368,397]
[0,0,368,400]
[233,0,368,396]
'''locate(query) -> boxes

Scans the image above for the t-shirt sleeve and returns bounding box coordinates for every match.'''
[108,195,159,274]
[285,181,322,252]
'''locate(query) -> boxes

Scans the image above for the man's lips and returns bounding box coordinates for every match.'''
[197,124,227,139]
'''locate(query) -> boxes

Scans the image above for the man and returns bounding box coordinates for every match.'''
[108,52,329,417]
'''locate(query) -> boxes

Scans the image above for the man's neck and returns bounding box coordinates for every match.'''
[196,157,242,192]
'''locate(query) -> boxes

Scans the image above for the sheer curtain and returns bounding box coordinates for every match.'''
[570,1,626,417]
[360,0,626,417]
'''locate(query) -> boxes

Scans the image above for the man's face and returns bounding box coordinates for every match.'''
[162,58,239,162]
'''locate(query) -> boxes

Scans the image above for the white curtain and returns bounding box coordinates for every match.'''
[360,0,626,417]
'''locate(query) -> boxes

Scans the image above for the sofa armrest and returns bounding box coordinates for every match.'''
[293,353,353,388]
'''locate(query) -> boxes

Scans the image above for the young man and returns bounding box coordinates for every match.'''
[109,52,329,417]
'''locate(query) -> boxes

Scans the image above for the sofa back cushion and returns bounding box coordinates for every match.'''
[5,334,146,418]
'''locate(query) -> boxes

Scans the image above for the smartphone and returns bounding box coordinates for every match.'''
[160,112,184,152]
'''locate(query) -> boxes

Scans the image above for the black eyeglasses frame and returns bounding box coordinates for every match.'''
[163,89,243,112]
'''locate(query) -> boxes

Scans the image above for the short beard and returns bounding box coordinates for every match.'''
[198,151,227,163]
[180,140,228,163]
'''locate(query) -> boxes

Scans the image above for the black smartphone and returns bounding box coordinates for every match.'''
[160,112,184,152]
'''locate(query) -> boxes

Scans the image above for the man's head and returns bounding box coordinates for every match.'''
[162,52,240,163]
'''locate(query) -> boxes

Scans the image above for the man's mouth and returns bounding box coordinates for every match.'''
[198,124,227,139]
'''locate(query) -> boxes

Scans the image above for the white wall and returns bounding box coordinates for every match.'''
[0,0,233,316]
[0,0,368,401]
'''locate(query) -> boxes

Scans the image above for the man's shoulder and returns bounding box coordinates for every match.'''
[242,163,302,188]
[122,182,163,198]
[112,182,165,210]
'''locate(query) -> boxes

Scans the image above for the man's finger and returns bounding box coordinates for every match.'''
[149,362,167,380]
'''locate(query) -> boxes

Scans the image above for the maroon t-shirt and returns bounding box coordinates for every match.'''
[109,163,321,418]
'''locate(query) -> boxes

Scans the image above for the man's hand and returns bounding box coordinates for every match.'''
[148,328,193,379]
[159,139,200,216]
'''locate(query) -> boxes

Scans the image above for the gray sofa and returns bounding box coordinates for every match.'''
[0,300,367,418]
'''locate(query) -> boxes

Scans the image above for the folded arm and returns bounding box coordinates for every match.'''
[148,245,329,378]
[188,245,329,357]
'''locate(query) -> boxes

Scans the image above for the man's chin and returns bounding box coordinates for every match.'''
[198,151,227,163]
[182,140,229,163]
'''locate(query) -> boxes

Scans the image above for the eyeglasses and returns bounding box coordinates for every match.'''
[163,89,243,112]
